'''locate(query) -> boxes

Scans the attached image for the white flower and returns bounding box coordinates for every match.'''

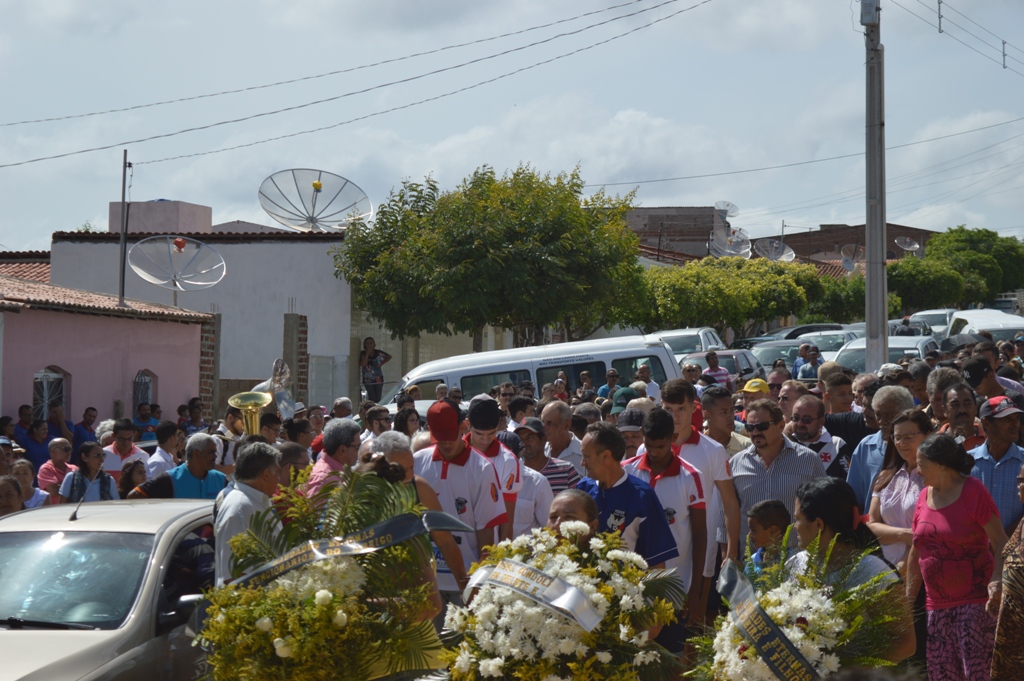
[596,651,612,663]
[634,649,659,666]
[558,520,591,540]
[314,589,333,606]
[589,537,606,551]
[273,637,293,658]
[478,657,505,677]
[215,612,226,623]
[631,630,648,646]
[333,610,348,628]
[454,646,474,672]
[255,616,273,632]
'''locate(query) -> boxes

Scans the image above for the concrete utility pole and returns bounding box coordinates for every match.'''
[862,0,888,372]
[117,149,130,307]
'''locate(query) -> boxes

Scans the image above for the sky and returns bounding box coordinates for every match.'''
[2,0,1024,251]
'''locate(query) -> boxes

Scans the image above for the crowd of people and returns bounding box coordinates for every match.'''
[5,336,1024,679]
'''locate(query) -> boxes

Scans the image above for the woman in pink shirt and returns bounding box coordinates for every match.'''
[907,432,1009,681]
[36,440,77,504]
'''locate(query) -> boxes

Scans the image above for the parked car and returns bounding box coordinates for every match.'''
[680,349,766,389]
[749,339,807,372]
[382,335,682,404]
[730,336,775,350]
[947,309,1024,343]
[652,327,725,362]
[844,322,865,338]
[833,336,941,374]
[796,330,860,362]
[762,323,844,340]
[0,500,212,680]
[888,318,932,336]
[909,308,956,337]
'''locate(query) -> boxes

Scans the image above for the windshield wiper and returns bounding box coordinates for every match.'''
[4,616,95,630]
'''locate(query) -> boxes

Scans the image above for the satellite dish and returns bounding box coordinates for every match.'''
[895,236,920,252]
[709,228,752,258]
[258,168,372,232]
[754,238,796,262]
[840,244,865,274]
[714,201,739,217]
[128,235,226,292]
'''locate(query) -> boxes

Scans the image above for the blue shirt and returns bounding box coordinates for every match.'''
[58,472,117,502]
[846,430,886,511]
[576,473,679,566]
[21,438,51,472]
[47,419,74,441]
[134,417,160,442]
[137,464,227,500]
[970,441,1024,533]
[12,423,30,450]
[597,383,616,399]
[72,423,96,462]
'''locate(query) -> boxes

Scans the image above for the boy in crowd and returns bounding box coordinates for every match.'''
[746,499,791,575]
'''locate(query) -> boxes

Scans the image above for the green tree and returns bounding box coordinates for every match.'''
[928,250,1001,303]
[804,273,902,323]
[334,165,640,347]
[925,225,1024,293]
[887,256,964,312]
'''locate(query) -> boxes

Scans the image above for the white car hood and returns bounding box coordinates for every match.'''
[0,629,123,681]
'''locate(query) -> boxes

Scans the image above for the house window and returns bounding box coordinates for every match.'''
[133,370,157,415]
[33,367,68,421]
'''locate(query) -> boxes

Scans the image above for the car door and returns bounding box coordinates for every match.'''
[746,351,766,381]
[153,522,213,681]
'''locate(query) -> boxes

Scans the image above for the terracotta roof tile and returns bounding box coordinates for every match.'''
[52,230,344,244]
[0,275,211,323]
[0,262,50,283]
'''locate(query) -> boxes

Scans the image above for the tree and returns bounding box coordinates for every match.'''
[334,165,640,348]
[887,256,964,312]
[803,273,902,323]
[928,250,1001,304]
[925,225,1024,293]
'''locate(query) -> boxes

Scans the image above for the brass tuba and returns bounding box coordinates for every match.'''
[228,391,273,437]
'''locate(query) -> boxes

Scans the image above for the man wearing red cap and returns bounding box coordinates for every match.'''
[970,396,1024,533]
[414,399,508,601]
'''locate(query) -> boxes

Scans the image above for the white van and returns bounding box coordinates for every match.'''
[381,335,682,404]
[946,310,1024,343]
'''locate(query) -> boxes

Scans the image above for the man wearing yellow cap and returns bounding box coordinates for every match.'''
[737,378,770,422]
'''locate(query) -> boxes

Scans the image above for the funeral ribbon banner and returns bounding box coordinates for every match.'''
[463,558,602,632]
[717,559,820,681]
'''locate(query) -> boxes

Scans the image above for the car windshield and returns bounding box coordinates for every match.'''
[913,313,949,327]
[0,531,154,630]
[800,335,848,352]
[663,335,703,354]
[685,355,737,374]
[751,343,801,369]
[834,347,922,374]
[987,328,1024,343]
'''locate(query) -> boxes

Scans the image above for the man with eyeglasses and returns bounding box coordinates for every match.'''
[260,412,283,445]
[306,417,361,497]
[969,396,1024,534]
[729,399,825,554]
[360,406,391,443]
[785,395,847,478]
[101,418,150,483]
[597,369,620,399]
[496,382,516,412]
[777,380,809,421]
[766,368,789,405]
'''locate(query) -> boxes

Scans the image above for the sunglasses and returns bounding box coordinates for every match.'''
[743,421,773,433]
[768,383,784,390]
[790,415,819,425]
[500,392,515,398]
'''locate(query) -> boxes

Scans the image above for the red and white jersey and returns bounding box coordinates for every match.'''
[622,452,705,591]
[464,433,522,502]
[102,444,149,482]
[513,466,554,538]
[638,428,731,577]
[414,444,508,591]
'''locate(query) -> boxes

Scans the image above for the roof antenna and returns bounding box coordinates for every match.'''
[68,490,89,522]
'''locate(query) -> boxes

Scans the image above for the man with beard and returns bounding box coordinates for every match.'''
[786,395,847,478]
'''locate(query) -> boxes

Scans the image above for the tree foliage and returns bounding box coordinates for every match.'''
[804,274,902,323]
[887,256,964,312]
[925,225,1024,292]
[333,165,639,346]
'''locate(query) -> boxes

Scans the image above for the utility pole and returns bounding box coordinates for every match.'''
[117,150,131,307]
[863,0,888,372]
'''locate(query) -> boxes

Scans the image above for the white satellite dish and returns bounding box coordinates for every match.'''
[258,168,372,232]
[840,244,865,273]
[895,236,920,253]
[128,235,226,306]
[714,200,739,217]
[709,228,752,259]
[754,238,796,262]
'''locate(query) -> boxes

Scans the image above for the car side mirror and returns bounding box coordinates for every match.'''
[157,593,204,636]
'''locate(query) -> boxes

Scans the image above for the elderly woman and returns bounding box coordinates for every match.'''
[10,459,48,508]
[991,460,1024,679]
[907,433,1008,680]
[0,475,23,517]
[58,441,117,503]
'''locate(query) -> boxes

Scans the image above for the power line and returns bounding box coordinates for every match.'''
[0,0,654,127]
[586,114,1024,187]
[0,0,713,170]
[940,0,1024,57]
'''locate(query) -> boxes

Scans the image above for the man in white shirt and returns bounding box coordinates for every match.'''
[146,420,180,478]
[102,418,149,483]
[214,442,282,586]
[465,394,523,543]
[212,406,245,476]
[638,363,661,405]
[360,406,391,443]
[541,401,583,475]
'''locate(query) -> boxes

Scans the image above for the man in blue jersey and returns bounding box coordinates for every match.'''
[128,432,227,500]
[575,421,678,569]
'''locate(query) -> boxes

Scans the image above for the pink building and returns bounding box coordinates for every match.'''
[0,274,216,423]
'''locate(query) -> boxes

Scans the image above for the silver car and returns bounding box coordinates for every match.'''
[0,500,212,680]
[833,336,940,374]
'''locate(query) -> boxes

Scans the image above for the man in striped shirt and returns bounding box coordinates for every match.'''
[730,399,825,555]
[704,351,732,393]
[515,417,580,493]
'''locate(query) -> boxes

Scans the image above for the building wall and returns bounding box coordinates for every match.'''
[108,200,213,234]
[1,309,202,422]
[790,223,933,260]
[49,238,350,400]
